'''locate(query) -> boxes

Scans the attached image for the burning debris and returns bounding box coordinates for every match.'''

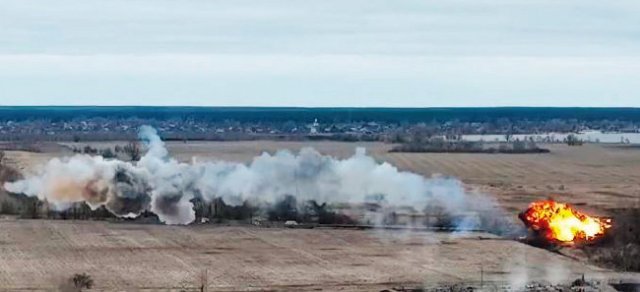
[2,126,499,227]
[519,199,612,246]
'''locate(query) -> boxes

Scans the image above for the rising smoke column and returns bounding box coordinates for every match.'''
[4,126,486,225]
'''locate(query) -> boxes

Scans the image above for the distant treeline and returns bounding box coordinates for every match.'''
[2,106,640,123]
[1,193,355,226]
[390,140,550,154]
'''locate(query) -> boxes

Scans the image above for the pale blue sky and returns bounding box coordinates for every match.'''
[1,0,639,106]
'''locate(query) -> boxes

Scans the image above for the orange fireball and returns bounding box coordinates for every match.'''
[519,200,612,243]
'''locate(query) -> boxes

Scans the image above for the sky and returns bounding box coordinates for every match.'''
[1,0,639,107]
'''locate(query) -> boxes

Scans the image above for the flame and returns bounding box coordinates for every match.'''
[520,200,612,243]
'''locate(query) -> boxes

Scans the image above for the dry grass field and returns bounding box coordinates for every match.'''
[0,219,632,291]
[380,144,640,215]
[1,141,639,290]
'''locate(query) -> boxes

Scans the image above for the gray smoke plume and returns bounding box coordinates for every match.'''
[3,126,495,225]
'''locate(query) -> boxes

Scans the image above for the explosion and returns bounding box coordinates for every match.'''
[519,199,612,244]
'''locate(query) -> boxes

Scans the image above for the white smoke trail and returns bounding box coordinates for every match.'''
[3,126,496,225]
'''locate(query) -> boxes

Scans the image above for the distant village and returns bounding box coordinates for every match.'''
[0,116,639,142]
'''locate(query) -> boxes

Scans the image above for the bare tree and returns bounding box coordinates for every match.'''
[123,141,141,161]
[504,133,512,143]
[71,273,94,290]
[100,148,116,159]
[566,134,583,146]
[0,201,16,215]
[59,272,94,292]
[82,145,97,155]
[20,197,42,219]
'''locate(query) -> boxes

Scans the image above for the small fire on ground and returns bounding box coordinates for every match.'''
[519,199,612,245]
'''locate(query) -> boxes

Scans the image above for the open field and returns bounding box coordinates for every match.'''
[1,141,639,290]
[0,219,636,291]
[380,144,640,215]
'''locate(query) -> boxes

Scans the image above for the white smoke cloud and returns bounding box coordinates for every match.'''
[3,126,496,226]
[544,257,571,285]
[506,251,530,291]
